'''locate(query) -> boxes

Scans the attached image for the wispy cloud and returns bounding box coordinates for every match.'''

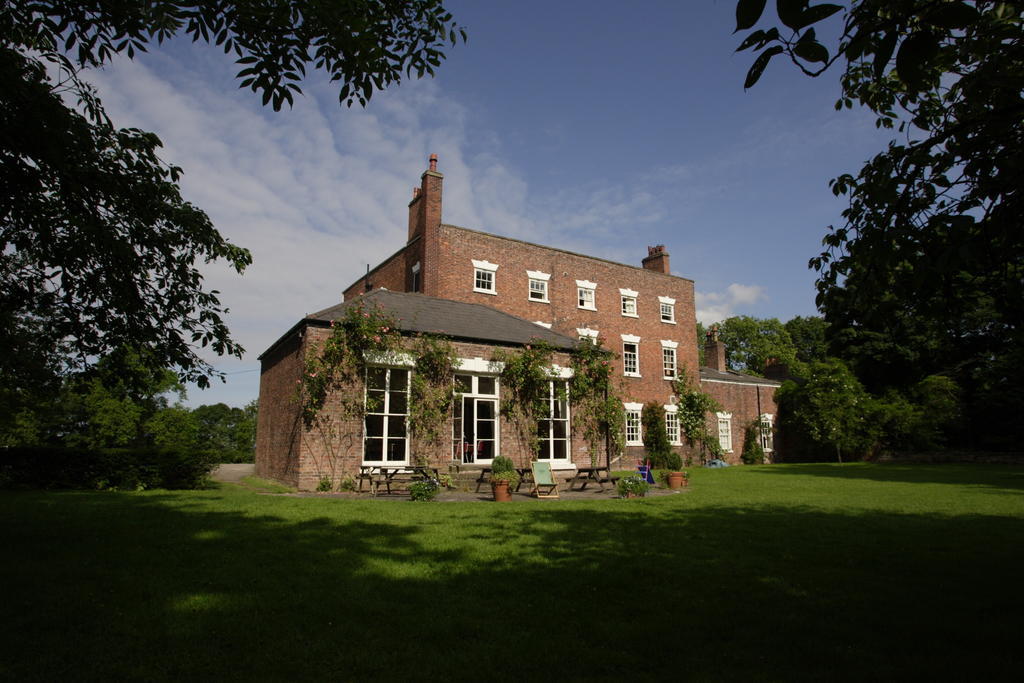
[695,283,767,325]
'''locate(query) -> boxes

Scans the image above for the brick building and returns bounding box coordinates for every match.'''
[256,156,779,489]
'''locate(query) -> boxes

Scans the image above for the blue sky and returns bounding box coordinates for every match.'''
[85,0,889,408]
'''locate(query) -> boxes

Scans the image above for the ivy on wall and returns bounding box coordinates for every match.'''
[672,367,724,465]
[569,339,625,465]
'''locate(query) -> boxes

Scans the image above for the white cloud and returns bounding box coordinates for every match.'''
[695,283,767,325]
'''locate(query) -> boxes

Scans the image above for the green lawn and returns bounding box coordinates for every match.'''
[2,463,1022,681]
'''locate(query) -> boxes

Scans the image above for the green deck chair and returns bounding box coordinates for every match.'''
[531,461,560,499]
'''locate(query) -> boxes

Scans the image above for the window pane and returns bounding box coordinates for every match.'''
[365,438,383,461]
[477,376,496,395]
[388,416,407,438]
[390,391,407,414]
[365,414,384,437]
[386,438,406,461]
[477,440,494,460]
[477,420,494,439]
[455,374,472,392]
[553,420,568,439]
[390,369,408,391]
[366,389,385,413]
[537,419,550,439]
[367,367,387,390]
[552,439,567,459]
[477,400,496,419]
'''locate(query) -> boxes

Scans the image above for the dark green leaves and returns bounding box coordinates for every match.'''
[745,45,783,88]
[735,0,768,31]
[896,32,939,90]
[924,2,980,29]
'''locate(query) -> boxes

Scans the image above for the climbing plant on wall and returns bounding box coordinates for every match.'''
[569,339,625,465]
[672,367,723,465]
[493,341,559,459]
[297,303,401,487]
[407,333,459,464]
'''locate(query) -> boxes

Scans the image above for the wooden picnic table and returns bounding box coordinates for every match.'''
[569,466,618,492]
[358,465,440,496]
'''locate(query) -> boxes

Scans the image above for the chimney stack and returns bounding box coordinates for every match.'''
[704,325,727,371]
[408,153,444,243]
[642,244,670,274]
[764,357,790,380]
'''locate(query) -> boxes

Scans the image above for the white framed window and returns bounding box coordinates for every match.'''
[661,340,678,379]
[576,279,597,310]
[364,367,410,464]
[664,406,681,445]
[577,327,599,343]
[537,380,571,461]
[659,296,676,324]
[622,334,640,377]
[472,259,498,295]
[624,403,643,446]
[620,288,638,318]
[527,270,550,303]
[452,373,500,464]
[717,412,733,453]
[759,413,774,453]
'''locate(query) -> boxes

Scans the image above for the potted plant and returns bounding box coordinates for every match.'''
[616,475,651,499]
[663,451,686,489]
[490,456,520,502]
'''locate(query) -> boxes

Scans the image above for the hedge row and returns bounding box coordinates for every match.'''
[0,447,218,490]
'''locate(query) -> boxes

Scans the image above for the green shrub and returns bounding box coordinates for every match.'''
[641,402,675,469]
[409,478,441,502]
[491,455,515,474]
[741,421,765,465]
[0,446,216,490]
[616,475,651,498]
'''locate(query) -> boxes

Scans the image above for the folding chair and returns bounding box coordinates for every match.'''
[530,461,560,499]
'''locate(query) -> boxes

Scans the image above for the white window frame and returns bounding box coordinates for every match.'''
[759,413,774,453]
[577,327,599,343]
[452,373,501,464]
[472,259,499,295]
[537,379,571,461]
[527,270,550,303]
[664,405,681,445]
[624,402,643,446]
[363,367,410,465]
[661,339,678,380]
[576,279,597,310]
[622,333,641,377]
[533,321,552,329]
[717,411,733,454]
[659,296,676,324]
[620,288,639,318]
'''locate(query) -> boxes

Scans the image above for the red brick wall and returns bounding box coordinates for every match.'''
[255,331,305,487]
[700,380,780,465]
[342,245,411,301]
[430,225,698,410]
[257,331,601,490]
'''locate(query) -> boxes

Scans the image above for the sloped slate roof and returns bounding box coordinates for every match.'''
[261,289,577,359]
[699,367,782,387]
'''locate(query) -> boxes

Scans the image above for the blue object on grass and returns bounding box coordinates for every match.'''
[705,459,730,468]
[637,465,655,483]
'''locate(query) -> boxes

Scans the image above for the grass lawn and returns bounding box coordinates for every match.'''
[2,463,1022,681]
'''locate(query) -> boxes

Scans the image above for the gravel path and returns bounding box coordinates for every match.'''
[211,463,255,483]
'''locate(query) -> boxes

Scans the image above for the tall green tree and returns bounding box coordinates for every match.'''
[734,0,1023,447]
[717,316,797,375]
[1,1,465,396]
[784,315,829,366]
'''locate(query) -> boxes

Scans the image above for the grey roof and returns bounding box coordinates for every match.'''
[699,367,783,387]
[296,289,577,351]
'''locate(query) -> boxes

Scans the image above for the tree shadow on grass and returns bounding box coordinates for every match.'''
[1,489,1021,682]
[753,462,1024,492]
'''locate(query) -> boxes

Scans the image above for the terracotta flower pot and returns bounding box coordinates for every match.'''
[667,472,685,489]
[492,480,512,502]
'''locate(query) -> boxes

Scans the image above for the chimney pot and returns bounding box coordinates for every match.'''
[429,153,438,172]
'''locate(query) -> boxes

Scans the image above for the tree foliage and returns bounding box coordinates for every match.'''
[736,0,1024,448]
[2,0,465,397]
[717,315,797,375]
